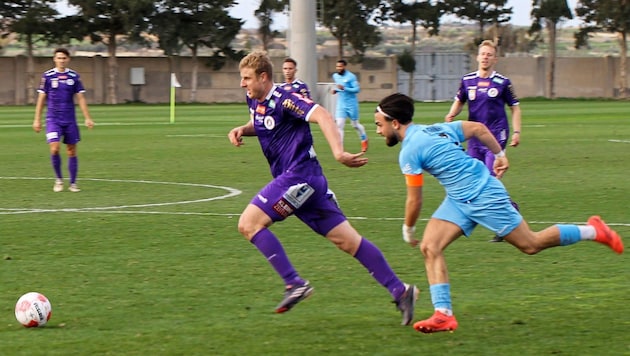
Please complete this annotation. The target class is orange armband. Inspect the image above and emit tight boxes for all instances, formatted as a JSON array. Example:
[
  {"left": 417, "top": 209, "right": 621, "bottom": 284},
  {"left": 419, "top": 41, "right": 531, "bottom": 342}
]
[{"left": 405, "top": 174, "right": 424, "bottom": 187}]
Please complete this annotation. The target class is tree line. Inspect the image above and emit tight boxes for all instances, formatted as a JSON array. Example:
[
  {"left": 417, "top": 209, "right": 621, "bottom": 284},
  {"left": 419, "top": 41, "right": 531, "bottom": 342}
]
[{"left": 1, "top": 0, "right": 628, "bottom": 104}]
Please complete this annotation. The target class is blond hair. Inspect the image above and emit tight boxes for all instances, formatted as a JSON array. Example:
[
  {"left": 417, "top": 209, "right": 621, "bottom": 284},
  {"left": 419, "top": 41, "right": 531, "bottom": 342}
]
[
  {"left": 239, "top": 50, "right": 274, "bottom": 78},
  {"left": 478, "top": 40, "right": 498, "bottom": 54}
]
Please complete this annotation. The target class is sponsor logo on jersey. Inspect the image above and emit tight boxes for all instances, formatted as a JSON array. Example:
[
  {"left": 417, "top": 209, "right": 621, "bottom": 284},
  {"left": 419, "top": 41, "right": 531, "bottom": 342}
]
[
  {"left": 272, "top": 198, "right": 294, "bottom": 217},
  {"left": 492, "top": 77, "right": 504, "bottom": 84},
  {"left": 256, "top": 104, "right": 266, "bottom": 114},
  {"left": 51, "top": 79, "right": 58, "bottom": 88},
  {"left": 478, "top": 81, "right": 490, "bottom": 87},
  {"left": 282, "top": 98, "right": 305, "bottom": 116},
  {"left": 402, "top": 163, "right": 413, "bottom": 174},
  {"left": 468, "top": 88, "right": 476, "bottom": 100}
]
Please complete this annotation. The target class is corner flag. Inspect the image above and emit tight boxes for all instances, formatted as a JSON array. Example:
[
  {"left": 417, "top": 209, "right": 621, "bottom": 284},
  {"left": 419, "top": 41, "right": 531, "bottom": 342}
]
[{"left": 170, "top": 73, "right": 181, "bottom": 123}]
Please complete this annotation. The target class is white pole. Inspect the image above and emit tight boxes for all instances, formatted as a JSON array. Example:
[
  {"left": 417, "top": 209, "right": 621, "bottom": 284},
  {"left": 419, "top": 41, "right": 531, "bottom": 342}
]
[{"left": 289, "top": 0, "right": 317, "bottom": 100}]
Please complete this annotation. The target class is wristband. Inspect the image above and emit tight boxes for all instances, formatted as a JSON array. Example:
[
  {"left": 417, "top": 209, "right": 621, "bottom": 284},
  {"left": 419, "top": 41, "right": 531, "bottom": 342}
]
[
  {"left": 402, "top": 224, "right": 416, "bottom": 243},
  {"left": 494, "top": 150, "right": 505, "bottom": 158},
  {"left": 513, "top": 130, "right": 521, "bottom": 134}
]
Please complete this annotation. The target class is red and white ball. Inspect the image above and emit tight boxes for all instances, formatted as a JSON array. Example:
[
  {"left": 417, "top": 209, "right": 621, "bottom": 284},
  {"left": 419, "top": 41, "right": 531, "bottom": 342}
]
[{"left": 15, "top": 292, "right": 52, "bottom": 327}]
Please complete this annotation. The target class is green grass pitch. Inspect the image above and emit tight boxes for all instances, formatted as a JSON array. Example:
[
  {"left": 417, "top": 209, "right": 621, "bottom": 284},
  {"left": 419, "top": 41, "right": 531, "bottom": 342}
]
[{"left": 1, "top": 99, "right": 628, "bottom": 355}]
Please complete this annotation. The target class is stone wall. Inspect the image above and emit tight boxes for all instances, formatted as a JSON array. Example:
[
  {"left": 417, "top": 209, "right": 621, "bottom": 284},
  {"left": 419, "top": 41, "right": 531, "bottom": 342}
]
[{"left": 1, "top": 54, "right": 627, "bottom": 105}]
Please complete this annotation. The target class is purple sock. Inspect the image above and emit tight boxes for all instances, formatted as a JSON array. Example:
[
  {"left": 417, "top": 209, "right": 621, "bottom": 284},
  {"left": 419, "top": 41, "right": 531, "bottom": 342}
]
[
  {"left": 354, "top": 237, "right": 407, "bottom": 301},
  {"left": 251, "top": 228, "right": 305, "bottom": 287},
  {"left": 51, "top": 154, "right": 62, "bottom": 179},
  {"left": 69, "top": 156, "right": 78, "bottom": 184}
]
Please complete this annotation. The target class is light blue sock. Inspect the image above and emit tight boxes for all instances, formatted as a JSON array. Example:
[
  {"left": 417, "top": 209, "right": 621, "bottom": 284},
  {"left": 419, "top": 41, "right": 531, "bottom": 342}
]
[
  {"left": 557, "top": 224, "right": 581, "bottom": 246},
  {"left": 429, "top": 283, "right": 452, "bottom": 310}
]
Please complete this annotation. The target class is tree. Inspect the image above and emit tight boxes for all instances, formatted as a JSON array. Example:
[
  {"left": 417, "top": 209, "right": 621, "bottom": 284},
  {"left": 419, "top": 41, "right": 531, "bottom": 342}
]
[
  {"left": 389, "top": 0, "right": 445, "bottom": 97},
  {"left": 449, "top": 0, "right": 512, "bottom": 45},
  {"left": 530, "top": 0, "right": 573, "bottom": 99},
  {"left": 68, "top": 0, "right": 155, "bottom": 104},
  {"left": 151, "top": 0, "right": 243, "bottom": 102},
  {"left": 0, "top": 1, "right": 59, "bottom": 104},
  {"left": 318, "top": 0, "right": 388, "bottom": 60},
  {"left": 575, "top": 0, "right": 630, "bottom": 98},
  {"left": 255, "top": 0, "right": 288, "bottom": 51}
]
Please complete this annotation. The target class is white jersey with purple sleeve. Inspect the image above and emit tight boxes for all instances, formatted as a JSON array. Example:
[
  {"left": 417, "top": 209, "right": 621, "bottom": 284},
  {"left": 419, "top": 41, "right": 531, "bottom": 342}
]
[
  {"left": 247, "top": 85, "right": 321, "bottom": 178},
  {"left": 399, "top": 122, "right": 491, "bottom": 202},
  {"left": 454, "top": 71, "right": 519, "bottom": 133},
  {"left": 38, "top": 68, "right": 85, "bottom": 125},
  {"left": 280, "top": 79, "right": 311, "bottom": 99}
]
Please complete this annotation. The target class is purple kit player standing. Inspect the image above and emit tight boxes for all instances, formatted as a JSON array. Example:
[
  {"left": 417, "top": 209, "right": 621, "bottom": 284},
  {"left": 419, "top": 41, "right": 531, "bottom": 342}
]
[
  {"left": 33, "top": 48, "right": 94, "bottom": 192},
  {"left": 280, "top": 57, "right": 311, "bottom": 99},
  {"left": 228, "top": 51, "right": 418, "bottom": 325},
  {"left": 445, "top": 40, "right": 521, "bottom": 242}
]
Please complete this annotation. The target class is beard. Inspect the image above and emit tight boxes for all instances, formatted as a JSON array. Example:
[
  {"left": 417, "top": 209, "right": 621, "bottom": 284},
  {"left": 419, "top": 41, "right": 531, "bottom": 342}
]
[{"left": 386, "top": 134, "right": 399, "bottom": 147}]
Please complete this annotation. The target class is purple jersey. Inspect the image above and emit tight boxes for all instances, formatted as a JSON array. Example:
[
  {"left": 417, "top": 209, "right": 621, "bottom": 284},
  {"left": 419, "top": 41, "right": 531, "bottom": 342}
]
[
  {"left": 247, "top": 85, "right": 321, "bottom": 178},
  {"left": 38, "top": 68, "right": 85, "bottom": 125},
  {"left": 280, "top": 80, "right": 311, "bottom": 99},
  {"left": 454, "top": 71, "right": 519, "bottom": 134}
]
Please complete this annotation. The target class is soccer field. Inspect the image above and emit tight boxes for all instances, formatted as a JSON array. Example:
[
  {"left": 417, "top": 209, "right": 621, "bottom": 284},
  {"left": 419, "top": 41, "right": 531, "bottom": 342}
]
[{"left": 1, "top": 100, "right": 628, "bottom": 355}]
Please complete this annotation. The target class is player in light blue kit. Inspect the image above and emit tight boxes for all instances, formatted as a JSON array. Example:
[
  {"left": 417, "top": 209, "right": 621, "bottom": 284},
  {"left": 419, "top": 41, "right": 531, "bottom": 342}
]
[
  {"left": 228, "top": 51, "right": 418, "bottom": 324},
  {"left": 374, "top": 93, "right": 623, "bottom": 334},
  {"left": 280, "top": 57, "right": 311, "bottom": 99},
  {"left": 331, "top": 59, "right": 368, "bottom": 152},
  {"left": 33, "top": 48, "right": 94, "bottom": 192}
]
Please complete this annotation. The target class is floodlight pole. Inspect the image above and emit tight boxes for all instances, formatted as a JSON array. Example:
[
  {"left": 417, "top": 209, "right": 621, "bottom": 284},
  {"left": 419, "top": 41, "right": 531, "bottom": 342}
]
[{"left": 288, "top": 0, "right": 318, "bottom": 101}]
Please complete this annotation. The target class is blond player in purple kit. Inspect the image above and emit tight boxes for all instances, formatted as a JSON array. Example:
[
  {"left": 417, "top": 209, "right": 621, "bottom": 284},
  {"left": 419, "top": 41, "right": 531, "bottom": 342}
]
[
  {"left": 33, "top": 48, "right": 94, "bottom": 192},
  {"left": 445, "top": 40, "right": 521, "bottom": 241},
  {"left": 228, "top": 51, "right": 418, "bottom": 325}
]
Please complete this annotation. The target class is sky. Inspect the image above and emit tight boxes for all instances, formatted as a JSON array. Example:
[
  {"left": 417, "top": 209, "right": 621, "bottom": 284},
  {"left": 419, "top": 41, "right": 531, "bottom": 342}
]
[
  {"left": 55, "top": 0, "right": 581, "bottom": 29},
  {"left": 226, "top": 0, "right": 581, "bottom": 29}
]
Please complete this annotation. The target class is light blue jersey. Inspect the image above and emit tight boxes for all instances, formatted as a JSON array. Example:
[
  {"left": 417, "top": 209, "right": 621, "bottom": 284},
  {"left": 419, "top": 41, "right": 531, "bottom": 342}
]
[
  {"left": 400, "top": 122, "right": 490, "bottom": 202},
  {"left": 332, "top": 70, "right": 360, "bottom": 120},
  {"left": 400, "top": 122, "right": 522, "bottom": 236}
]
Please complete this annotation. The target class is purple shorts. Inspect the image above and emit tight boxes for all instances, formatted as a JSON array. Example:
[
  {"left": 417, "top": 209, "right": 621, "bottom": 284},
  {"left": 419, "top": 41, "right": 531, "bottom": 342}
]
[
  {"left": 45, "top": 120, "right": 80, "bottom": 145},
  {"left": 251, "top": 171, "right": 346, "bottom": 236}
]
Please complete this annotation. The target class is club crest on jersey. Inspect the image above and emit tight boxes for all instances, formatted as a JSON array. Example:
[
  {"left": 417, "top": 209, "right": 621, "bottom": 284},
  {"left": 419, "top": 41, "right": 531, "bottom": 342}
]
[
  {"left": 488, "top": 88, "right": 499, "bottom": 98},
  {"left": 468, "top": 88, "right": 476, "bottom": 100},
  {"left": 264, "top": 116, "right": 276, "bottom": 130},
  {"left": 66, "top": 79, "right": 75, "bottom": 86}
]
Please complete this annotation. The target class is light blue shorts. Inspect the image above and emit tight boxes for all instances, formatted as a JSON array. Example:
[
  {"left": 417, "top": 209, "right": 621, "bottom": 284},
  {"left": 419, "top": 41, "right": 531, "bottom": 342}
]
[
  {"left": 432, "top": 177, "right": 522, "bottom": 237},
  {"left": 335, "top": 104, "right": 359, "bottom": 121}
]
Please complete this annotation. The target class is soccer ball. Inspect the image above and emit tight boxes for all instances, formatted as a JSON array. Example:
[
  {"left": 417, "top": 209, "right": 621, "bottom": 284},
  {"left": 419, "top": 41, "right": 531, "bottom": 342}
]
[{"left": 14, "top": 292, "right": 52, "bottom": 328}]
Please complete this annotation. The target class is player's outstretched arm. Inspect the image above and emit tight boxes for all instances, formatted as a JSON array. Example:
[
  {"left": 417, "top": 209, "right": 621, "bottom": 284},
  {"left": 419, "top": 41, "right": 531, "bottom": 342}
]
[{"left": 309, "top": 106, "right": 367, "bottom": 168}]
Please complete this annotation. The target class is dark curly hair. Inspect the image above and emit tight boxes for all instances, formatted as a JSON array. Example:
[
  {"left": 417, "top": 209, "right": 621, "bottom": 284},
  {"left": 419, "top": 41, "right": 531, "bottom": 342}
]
[{"left": 376, "top": 93, "right": 415, "bottom": 124}]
